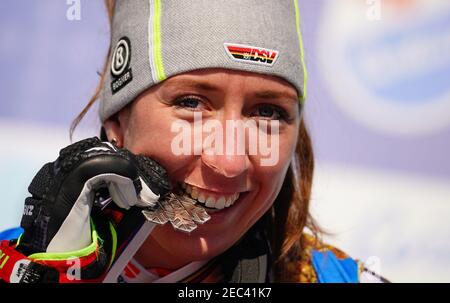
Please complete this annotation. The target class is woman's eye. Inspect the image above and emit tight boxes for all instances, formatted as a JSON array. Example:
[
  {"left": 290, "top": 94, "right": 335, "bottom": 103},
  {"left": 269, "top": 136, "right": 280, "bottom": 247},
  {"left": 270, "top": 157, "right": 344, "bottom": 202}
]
[
  {"left": 252, "top": 104, "right": 288, "bottom": 121},
  {"left": 174, "top": 96, "right": 203, "bottom": 110}
]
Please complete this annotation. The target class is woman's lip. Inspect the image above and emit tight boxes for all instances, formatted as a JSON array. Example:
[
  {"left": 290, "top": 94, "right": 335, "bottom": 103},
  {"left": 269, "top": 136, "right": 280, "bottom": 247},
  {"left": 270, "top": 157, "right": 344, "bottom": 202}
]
[
  {"left": 181, "top": 181, "right": 247, "bottom": 196},
  {"left": 202, "top": 191, "right": 249, "bottom": 215}
]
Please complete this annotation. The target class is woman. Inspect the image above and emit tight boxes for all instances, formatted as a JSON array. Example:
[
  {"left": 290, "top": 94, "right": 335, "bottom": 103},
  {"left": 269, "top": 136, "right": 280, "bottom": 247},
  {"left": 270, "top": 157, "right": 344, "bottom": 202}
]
[{"left": 0, "top": 0, "right": 385, "bottom": 283}]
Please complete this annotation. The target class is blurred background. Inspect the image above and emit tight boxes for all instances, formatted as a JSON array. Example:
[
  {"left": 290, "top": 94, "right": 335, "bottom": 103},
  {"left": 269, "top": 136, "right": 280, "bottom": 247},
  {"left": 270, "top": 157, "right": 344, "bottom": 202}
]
[{"left": 0, "top": 0, "right": 449, "bottom": 282}]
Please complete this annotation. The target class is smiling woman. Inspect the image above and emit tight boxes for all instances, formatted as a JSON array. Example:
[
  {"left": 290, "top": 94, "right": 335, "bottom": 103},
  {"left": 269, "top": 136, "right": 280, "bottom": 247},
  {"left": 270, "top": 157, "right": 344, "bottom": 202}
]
[
  {"left": 0, "top": 0, "right": 385, "bottom": 284},
  {"left": 99, "top": 68, "right": 304, "bottom": 274}
]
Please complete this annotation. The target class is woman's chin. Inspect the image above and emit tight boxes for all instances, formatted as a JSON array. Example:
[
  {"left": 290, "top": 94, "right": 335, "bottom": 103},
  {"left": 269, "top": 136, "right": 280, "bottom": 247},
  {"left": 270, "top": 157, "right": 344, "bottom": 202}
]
[
  {"left": 147, "top": 189, "right": 263, "bottom": 263},
  {"left": 155, "top": 223, "right": 239, "bottom": 262}
]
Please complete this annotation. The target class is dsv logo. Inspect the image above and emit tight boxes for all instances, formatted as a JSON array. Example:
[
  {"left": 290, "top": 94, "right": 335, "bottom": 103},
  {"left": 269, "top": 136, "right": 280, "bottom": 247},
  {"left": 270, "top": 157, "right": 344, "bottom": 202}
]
[{"left": 224, "top": 43, "right": 279, "bottom": 67}]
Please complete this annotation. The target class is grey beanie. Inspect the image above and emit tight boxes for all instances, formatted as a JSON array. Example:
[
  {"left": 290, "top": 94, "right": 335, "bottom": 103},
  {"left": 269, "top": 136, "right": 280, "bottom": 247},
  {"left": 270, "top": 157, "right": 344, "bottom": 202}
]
[{"left": 99, "top": 0, "right": 307, "bottom": 122}]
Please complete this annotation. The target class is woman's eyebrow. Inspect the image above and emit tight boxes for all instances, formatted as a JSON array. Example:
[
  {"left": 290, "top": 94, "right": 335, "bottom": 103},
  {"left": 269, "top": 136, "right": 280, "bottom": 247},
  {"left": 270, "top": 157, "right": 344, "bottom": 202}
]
[
  {"left": 164, "top": 78, "right": 298, "bottom": 103},
  {"left": 164, "top": 78, "right": 221, "bottom": 92},
  {"left": 254, "top": 90, "right": 298, "bottom": 104}
]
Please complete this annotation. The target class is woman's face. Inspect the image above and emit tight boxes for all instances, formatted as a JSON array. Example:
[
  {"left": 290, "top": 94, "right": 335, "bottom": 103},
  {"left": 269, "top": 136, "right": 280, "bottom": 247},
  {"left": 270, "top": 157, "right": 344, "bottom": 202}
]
[{"left": 107, "top": 68, "right": 301, "bottom": 267}]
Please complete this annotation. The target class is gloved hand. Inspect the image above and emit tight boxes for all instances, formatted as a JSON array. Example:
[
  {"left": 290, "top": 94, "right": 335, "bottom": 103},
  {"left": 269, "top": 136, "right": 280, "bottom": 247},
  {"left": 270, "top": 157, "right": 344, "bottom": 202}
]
[{"left": 0, "top": 137, "right": 171, "bottom": 283}]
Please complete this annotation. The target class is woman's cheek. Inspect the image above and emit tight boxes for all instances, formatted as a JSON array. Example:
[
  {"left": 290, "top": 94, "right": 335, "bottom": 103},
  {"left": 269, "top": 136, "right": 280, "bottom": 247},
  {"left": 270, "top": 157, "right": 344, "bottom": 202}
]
[
  {"left": 250, "top": 134, "right": 294, "bottom": 208},
  {"left": 254, "top": 133, "right": 294, "bottom": 175},
  {"left": 127, "top": 116, "right": 181, "bottom": 165}
]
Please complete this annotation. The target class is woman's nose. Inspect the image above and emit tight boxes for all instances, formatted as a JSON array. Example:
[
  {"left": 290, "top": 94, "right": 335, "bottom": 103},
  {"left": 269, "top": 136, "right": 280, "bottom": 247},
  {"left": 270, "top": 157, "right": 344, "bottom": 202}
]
[
  {"left": 201, "top": 122, "right": 249, "bottom": 178},
  {"left": 201, "top": 150, "right": 248, "bottom": 178}
]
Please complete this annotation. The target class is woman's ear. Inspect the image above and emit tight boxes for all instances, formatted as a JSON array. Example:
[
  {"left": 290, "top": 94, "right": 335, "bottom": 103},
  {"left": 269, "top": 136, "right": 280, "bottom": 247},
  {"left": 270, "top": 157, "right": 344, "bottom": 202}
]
[{"left": 103, "top": 115, "right": 125, "bottom": 148}]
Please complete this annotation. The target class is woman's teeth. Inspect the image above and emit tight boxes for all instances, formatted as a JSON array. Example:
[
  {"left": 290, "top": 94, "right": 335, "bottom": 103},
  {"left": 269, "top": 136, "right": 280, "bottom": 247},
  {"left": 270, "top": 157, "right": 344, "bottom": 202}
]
[{"left": 181, "top": 182, "right": 240, "bottom": 210}]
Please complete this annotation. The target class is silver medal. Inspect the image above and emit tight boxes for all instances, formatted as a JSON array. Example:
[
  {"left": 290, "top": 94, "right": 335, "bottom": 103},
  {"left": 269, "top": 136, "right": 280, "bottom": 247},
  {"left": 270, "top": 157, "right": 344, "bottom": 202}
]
[{"left": 142, "top": 192, "right": 211, "bottom": 233}]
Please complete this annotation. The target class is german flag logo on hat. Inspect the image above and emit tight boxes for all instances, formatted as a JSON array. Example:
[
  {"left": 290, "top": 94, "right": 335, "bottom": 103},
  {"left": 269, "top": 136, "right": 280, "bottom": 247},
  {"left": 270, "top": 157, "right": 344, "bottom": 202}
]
[{"left": 224, "top": 43, "right": 279, "bottom": 67}]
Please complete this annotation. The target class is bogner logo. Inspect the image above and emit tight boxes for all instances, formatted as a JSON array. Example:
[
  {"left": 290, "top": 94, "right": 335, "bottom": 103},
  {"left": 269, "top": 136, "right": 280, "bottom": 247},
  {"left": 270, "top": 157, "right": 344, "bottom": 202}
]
[
  {"left": 224, "top": 43, "right": 279, "bottom": 67},
  {"left": 111, "top": 36, "right": 133, "bottom": 94}
]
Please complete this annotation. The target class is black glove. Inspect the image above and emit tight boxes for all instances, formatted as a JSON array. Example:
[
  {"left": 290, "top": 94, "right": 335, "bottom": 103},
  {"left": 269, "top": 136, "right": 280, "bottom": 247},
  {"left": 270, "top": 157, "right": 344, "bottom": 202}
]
[{"left": 0, "top": 137, "right": 171, "bottom": 283}]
